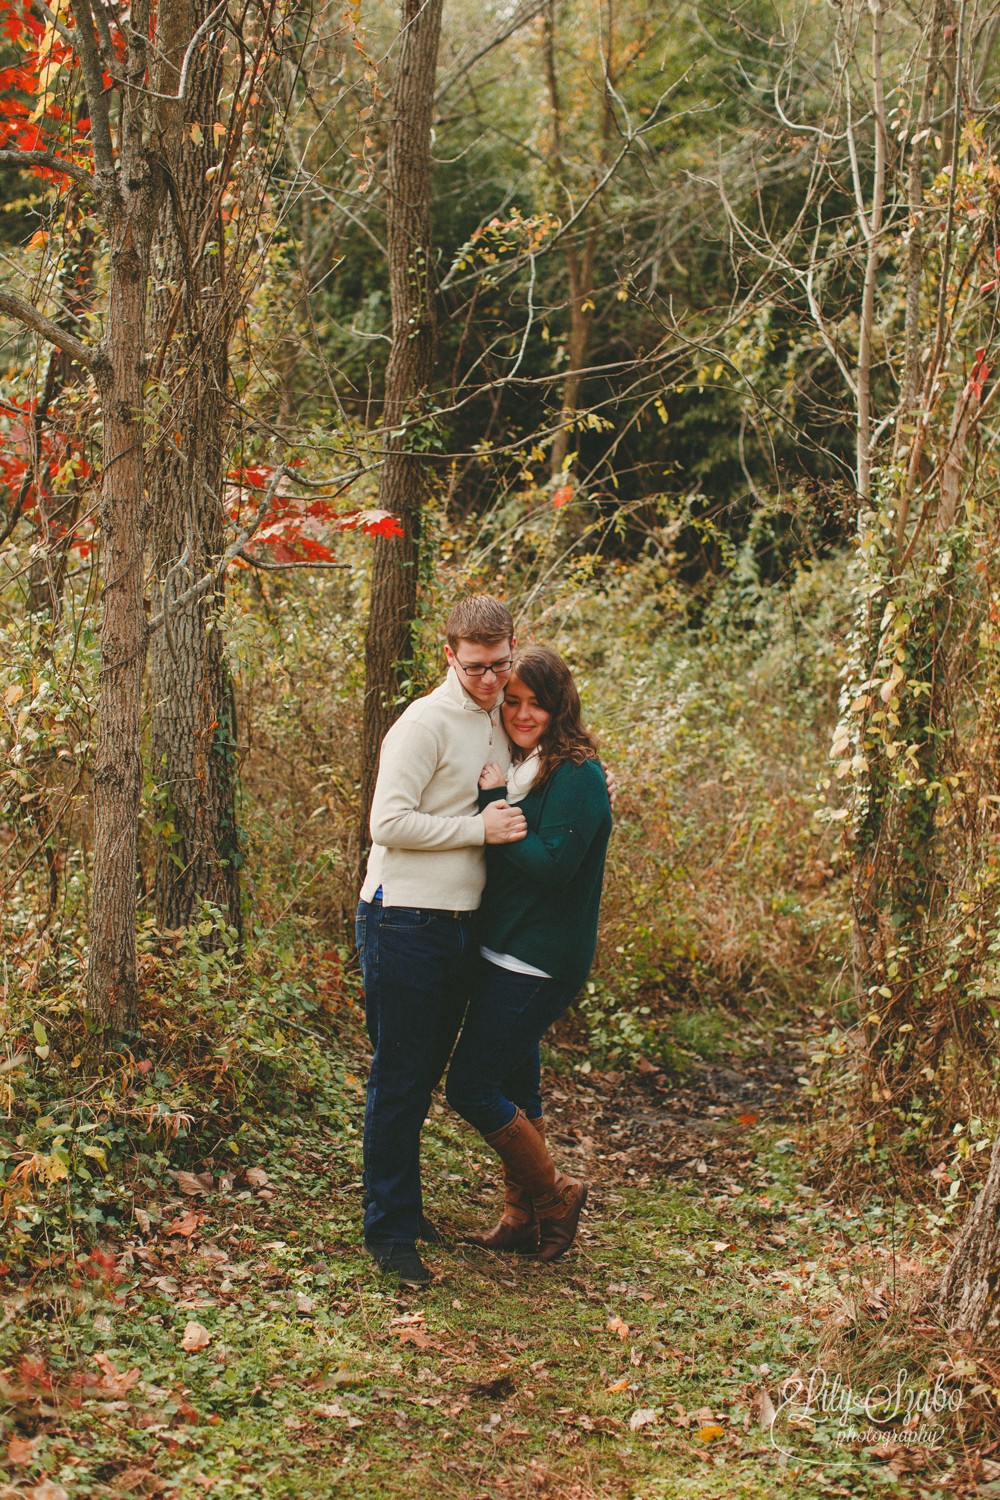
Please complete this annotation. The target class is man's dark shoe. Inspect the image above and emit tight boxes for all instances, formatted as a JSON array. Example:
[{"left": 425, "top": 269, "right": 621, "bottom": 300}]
[
  {"left": 418, "top": 1214, "right": 446, "bottom": 1245},
  {"left": 365, "top": 1241, "right": 431, "bottom": 1288}
]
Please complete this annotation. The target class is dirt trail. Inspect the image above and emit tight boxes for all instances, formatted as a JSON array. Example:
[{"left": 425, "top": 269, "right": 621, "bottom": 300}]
[{"left": 534, "top": 1025, "right": 809, "bottom": 1207}]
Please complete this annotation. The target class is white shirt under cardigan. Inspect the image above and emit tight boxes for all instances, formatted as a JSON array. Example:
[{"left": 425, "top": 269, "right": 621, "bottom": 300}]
[
  {"left": 479, "top": 751, "right": 552, "bottom": 980},
  {"left": 360, "top": 667, "right": 512, "bottom": 911}
]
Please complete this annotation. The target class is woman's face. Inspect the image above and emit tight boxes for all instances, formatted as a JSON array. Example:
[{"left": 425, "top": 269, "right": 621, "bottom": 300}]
[{"left": 502, "top": 673, "right": 552, "bottom": 752}]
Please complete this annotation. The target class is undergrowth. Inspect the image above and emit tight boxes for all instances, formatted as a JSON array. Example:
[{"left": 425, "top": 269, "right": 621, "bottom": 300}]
[{"left": 1, "top": 937, "right": 997, "bottom": 1499}]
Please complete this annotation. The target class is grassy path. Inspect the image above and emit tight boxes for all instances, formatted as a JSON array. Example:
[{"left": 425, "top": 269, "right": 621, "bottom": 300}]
[{"left": 0, "top": 1019, "right": 977, "bottom": 1499}]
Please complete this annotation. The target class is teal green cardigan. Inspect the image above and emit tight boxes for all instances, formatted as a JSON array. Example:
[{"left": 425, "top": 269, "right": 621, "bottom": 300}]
[{"left": 477, "top": 756, "right": 612, "bottom": 992}]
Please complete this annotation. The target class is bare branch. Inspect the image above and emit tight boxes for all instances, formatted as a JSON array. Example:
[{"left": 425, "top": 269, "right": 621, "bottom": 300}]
[
  {"left": 435, "top": 0, "right": 548, "bottom": 103},
  {"left": 0, "top": 289, "right": 97, "bottom": 371},
  {"left": 147, "top": 462, "right": 340, "bottom": 628},
  {"left": 67, "top": 0, "right": 117, "bottom": 177},
  {"left": 0, "top": 149, "right": 96, "bottom": 193}
]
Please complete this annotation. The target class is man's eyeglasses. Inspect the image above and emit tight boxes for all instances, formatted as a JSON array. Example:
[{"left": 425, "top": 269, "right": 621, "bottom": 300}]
[{"left": 455, "top": 656, "right": 513, "bottom": 679}]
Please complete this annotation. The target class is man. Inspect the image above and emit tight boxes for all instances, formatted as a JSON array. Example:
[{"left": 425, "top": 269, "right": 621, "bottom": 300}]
[{"left": 356, "top": 595, "right": 526, "bottom": 1287}]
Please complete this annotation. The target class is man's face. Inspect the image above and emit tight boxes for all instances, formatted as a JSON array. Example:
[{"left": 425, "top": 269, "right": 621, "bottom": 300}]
[{"left": 445, "top": 637, "right": 515, "bottom": 708}]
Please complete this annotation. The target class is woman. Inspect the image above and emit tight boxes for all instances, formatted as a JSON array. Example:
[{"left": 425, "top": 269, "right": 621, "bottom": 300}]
[{"left": 445, "top": 646, "right": 612, "bottom": 1262}]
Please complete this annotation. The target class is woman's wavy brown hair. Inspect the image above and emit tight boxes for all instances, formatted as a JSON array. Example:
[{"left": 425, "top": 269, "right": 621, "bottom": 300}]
[{"left": 507, "top": 645, "right": 600, "bottom": 789}]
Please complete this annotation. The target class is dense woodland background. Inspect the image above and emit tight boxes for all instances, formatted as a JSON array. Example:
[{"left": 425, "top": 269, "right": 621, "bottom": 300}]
[{"left": 5, "top": 0, "right": 1000, "bottom": 1371}]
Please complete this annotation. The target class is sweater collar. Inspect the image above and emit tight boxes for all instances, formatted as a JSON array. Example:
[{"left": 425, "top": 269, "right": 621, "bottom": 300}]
[{"left": 444, "top": 666, "right": 505, "bottom": 720}]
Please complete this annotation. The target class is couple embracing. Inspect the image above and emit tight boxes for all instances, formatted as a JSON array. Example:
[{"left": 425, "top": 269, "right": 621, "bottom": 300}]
[{"left": 356, "top": 595, "right": 612, "bottom": 1288}]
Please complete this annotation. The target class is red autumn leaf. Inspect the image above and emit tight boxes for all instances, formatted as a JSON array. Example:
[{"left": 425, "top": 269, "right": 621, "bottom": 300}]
[
  {"left": 335, "top": 508, "right": 404, "bottom": 538},
  {"left": 552, "top": 483, "right": 573, "bottom": 508}
]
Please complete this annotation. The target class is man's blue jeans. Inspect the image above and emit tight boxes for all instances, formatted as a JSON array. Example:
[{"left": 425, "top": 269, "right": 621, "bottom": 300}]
[
  {"left": 356, "top": 896, "right": 477, "bottom": 1247},
  {"left": 445, "top": 961, "right": 577, "bottom": 1136}
]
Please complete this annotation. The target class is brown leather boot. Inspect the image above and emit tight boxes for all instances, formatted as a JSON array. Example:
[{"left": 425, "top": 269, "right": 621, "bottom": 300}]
[
  {"left": 482, "top": 1109, "right": 587, "bottom": 1263},
  {"left": 464, "top": 1116, "right": 544, "bottom": 1252}
]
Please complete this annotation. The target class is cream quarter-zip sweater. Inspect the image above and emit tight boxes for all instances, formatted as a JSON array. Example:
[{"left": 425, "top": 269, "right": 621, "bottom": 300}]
[{"left": 359, "top": 668, "right": 512, "bottom": 910}]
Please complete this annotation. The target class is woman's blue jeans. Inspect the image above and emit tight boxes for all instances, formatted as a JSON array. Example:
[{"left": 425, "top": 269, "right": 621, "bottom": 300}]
[
  {"left": 445, "top": 960, "right": 577, "bottom": 1137},
  {"left": 356, "top": 896, "right": 477, "bottom": 1248}
]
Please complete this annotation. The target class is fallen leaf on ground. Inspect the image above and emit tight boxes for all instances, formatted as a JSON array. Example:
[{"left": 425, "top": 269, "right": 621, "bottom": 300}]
[
  {"left": 710, "top": 1241, "right": 730, "bottom": 1253},
  {"left": 629, "top": 1408, "right": 659, "bottom": 1431},
  {"left": 296, "top": 1294, "right": 315, "bottom": 1314},
  {"left": 314, "top": 1403, "right": 350, "bottom": 1418},
  {"left": 606, "top": 1378, "right": 630, "bottom": 1393},
  {"left": 94, "top": 1352, "right": 140, "bottom": 1395},
  {"left": 8, "top": 1435, "right": 37, "bottom": 1463},
  {"left": 697, "top": 1424, "right": 725, "bottom": 1442},
  {"left": 176, "top": 1171, "right": 208, "bottom": 1196},
  {"left": 134, "top": 1208, "right": 151, "bottom": 1236},
  {"left": 756, "top": 1387, "right": 776, "bottom": 1430},
  {"left": 607, "top": 1315, "right": 629, "bottom": 1341},
  {"left": 165, "top": 1210, "right": 202, "bottom": 1238},
  {"left": 31, "top": 1484, "right": 69, "bottom": 1500},
  {"left": 245, "top": 1168, "right": 269, "bottom": 1188},
  {"left": 180, "top": 1320, "right": 211, "bottom": 1352},
  {"left": 396, "top": 1327, "right": 434, "bottom": 1350}
]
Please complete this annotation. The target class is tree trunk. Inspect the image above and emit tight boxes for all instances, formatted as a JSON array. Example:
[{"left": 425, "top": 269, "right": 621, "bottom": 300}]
[
  {"left": 27, "top": 211, "right": 94, "bottom": 620},
  {"left": 84, "top": 0, "right": 185, "bottom": 1034},
  {"left": 939, "top": 1129, "right": 1000, "bottom": 1334},
  {"left": 147, "top": 0, "right": 241, "bottom": 938},
  {"left": 543, "top": 0, "right": 612, "bottom": 482},
  {"left": 359, "top": 0, "right": 444, "bottom": 847},
  {"left": 853, "top": 0, "right": 886, "bottom": 506},
  {"left": 87, "top": 175, "right": 163, "bottom": 1033}
]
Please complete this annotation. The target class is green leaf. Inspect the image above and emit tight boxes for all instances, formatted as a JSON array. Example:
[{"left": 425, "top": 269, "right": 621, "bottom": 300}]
[{"left": 33, "top": 1020, "right": 47, "bottom": 1047}]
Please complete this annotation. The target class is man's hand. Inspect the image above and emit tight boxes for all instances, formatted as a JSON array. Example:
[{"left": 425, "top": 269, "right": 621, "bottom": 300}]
[
  {"left": 479, "top": 762, "right": 507, "bottom": 790},
  {"left": 482, "top": 799, "right": 527, "bottom": 844}
]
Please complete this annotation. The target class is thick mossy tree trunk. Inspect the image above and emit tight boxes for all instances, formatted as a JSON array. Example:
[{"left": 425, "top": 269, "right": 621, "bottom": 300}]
[
  {"left": 147, "top": 0, "right": 241, "bottom": 938},
  {"left": 940, "top": 1131, "right": 1000, "bottom": 1335},
  {"left": 359, "top": 0, "right": 444, "bottom": 844}
]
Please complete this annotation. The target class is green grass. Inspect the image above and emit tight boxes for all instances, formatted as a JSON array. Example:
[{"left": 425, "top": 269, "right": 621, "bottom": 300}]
[{"left": 0, "top": 994, "right": 977, "bottom": 1499}]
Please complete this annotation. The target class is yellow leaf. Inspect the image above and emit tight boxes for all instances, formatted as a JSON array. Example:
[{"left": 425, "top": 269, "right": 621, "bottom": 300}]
[
  {"left": 27, "top": 229, "right": 49, "bottom": 250},
  {"left": 849, "top": 695, "right": 870, "bottom": 713},
  {"left": 697, "top": 1424, "right": 725, "bottom": 1442},
  {"left": 4, "top": 683, "right": 23, "bottom": 705},
  {"left": 213, "top": 122, "right": 227, "bottom": 138},
  {"left": 606, "top": 1377, "right": 630, "bottom": 1393},
  {"left": 190, "top": 122, "right": 204, "bottom": 145}
]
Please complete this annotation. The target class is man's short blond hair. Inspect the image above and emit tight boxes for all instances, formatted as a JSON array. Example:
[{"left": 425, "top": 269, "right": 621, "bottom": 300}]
[{"left": 446, "top": 595, "right": 514, "bottom": 648}]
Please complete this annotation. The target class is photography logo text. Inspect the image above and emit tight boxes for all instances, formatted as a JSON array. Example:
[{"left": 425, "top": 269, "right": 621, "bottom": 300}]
[{"left": 764, "top": 1367, "right": 962, "bottom": 1461}]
